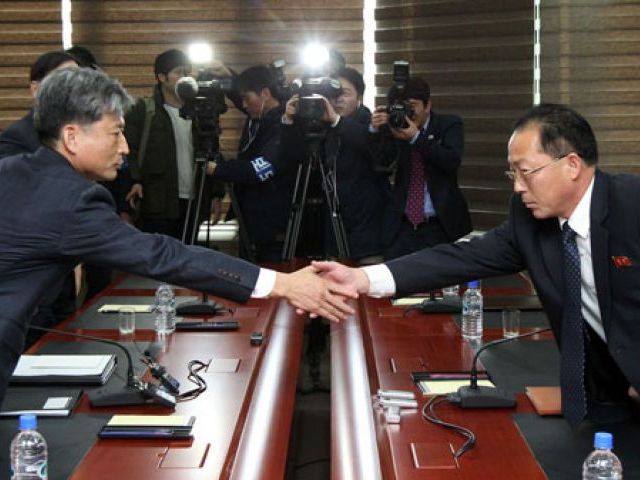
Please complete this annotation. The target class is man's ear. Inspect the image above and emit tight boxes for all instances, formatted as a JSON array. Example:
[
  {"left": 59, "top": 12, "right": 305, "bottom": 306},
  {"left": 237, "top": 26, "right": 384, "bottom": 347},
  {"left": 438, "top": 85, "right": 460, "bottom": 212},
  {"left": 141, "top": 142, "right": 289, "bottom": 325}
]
[
  {"left": 60, "top": 124, "right": 82, "bottom": 154},
  {"left": 566, "top": 152, "right": 585, "bottom": 180},
  {"left": 29, "top": 81, "right": 39, "bottom": 98}
]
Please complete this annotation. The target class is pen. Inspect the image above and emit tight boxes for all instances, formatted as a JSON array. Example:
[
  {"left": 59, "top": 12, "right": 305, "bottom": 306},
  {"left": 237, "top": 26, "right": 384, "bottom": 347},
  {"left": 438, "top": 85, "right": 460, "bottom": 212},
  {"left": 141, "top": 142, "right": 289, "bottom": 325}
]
[{"left": 100, "top": 429, "right": 176, "bottom": 437}]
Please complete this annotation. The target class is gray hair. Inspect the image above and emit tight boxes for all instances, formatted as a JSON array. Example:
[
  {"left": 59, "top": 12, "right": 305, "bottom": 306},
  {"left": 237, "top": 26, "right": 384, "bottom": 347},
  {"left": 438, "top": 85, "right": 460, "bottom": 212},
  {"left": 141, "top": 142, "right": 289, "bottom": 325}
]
[{"left": 34, "top": 67, "right": 133, "bottom": 144}]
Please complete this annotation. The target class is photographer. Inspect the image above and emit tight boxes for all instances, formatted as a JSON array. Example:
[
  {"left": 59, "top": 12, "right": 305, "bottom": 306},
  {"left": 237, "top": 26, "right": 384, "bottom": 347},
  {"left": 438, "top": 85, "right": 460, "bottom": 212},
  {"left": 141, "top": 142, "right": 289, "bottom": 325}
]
[
  {"left": 282, "top": 67, "right": 388, "bottom": 264},
  {"left": 372, "top": 76, "right": 472, "bottom": 259},
  {"left": 124, "top": 49, "right": 224, "bottom": 239},
  {"left": 209, "top": 65, "right": 296, "bottom": 262}
]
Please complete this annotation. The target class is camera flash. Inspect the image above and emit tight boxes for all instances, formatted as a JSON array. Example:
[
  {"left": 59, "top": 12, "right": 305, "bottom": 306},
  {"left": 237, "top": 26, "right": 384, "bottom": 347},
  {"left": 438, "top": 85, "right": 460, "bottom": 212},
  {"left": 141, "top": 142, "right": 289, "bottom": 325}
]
[
  {"left": 301, "top": 43, "right": 329, "bottom": 71},
  {"left": 188, "top": 43, "right": 213, "bottom": 65}
]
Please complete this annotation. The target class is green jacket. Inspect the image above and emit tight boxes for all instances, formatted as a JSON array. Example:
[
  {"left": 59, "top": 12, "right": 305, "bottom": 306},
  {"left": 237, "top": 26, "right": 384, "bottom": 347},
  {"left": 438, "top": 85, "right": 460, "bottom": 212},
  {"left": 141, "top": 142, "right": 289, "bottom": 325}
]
[{"left": 124, "top": 86, "right": 223, "bottom": 221}]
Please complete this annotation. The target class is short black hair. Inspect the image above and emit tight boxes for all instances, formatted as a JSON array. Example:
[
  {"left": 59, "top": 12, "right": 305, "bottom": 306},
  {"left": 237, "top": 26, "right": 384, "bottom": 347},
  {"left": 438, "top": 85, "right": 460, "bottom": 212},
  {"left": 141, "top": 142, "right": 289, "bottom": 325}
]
[
  {"left": 236, "top": 65, "right": 278, "bottom": 97},
  {"left": 513, "top": 103, "right": 598, "bottom": 166},
  {"left": 336, "top": 67, "right": 365, "bottom": 97},
  {"left": 30, "top": 51, "right": 78, "bottom": 82},
  {"left": 154, "top": 49, "right": 190, "bottom": 77},
  {"left": 66, "top": 45, "right": 98, "bottom": 69},
  {"left": 387, "top": 77, "right": 430, "bottom": 104}
]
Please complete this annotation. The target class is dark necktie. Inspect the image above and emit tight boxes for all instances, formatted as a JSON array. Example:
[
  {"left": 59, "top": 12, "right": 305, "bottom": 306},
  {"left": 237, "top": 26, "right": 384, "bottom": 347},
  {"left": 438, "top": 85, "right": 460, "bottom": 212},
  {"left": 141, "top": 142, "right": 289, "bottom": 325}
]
[
  {"left": 560, "top": 222, "right": 587, "bottom": 427},
  {"left": 405, "top": 149, "right": 425, "bottom": 227}
]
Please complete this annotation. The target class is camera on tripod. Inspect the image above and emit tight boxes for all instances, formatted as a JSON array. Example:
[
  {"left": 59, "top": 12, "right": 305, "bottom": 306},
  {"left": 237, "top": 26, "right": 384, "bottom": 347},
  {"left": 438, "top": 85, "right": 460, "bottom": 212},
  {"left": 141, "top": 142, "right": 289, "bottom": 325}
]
[
  {"left": 387, "top": 61, "right": 413, "bottom": 129},
  {"left": 175, "top": 68, "right": 229, "bottom": 138},
  {"left": 292, "top": 76, "right": 342, "bottom": 135}
]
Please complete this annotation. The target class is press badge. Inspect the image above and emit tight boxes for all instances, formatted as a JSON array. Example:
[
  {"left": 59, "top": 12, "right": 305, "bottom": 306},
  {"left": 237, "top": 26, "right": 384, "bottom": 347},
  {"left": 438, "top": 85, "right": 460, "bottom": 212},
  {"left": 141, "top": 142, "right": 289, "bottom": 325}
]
[{"left": 251, "top": 156, "right": 274, "bottom": 182}]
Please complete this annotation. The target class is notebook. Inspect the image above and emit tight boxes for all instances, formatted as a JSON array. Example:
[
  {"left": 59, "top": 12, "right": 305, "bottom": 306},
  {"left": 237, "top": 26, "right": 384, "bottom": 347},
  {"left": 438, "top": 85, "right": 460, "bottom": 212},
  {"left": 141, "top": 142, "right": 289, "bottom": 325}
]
[{"left": 11, "top": 354, "right": 116, "bottom": 385}]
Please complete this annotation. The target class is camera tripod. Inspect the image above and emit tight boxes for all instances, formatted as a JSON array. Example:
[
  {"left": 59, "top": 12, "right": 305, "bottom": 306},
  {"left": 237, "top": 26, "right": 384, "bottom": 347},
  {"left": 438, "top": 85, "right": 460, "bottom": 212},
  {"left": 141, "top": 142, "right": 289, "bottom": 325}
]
[{"left": 282, "top": 135, "right": 350, "bottom": 261}]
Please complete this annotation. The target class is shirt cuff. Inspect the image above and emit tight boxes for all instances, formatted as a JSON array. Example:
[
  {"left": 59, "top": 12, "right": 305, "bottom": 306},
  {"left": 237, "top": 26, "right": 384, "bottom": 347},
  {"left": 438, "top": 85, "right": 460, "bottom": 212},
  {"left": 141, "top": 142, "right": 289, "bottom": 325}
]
[
  {"left": 361, "top": 264, "right": 396, "bottom": 298},
  {"left": 251, "top": 268, "right": 277, "bottom": 298},
  {"left": 281, "top": 114, "right": 294, "bottom": 125},
  {"left": 409, "top": 130, "right": 420, "bottom": 144},
  {"left": 331, "top": 115, "right": 341, "bottom": 128},
  {"left": 368, "top": 124, "right": 379, "bottom": 134}
]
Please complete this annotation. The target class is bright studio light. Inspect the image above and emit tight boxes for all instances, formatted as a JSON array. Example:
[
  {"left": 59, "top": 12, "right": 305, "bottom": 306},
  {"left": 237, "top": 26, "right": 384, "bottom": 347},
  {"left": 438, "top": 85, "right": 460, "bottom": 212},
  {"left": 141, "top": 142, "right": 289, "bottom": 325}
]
[
  {"left": 301, "top": 43, "right": 330, "bottom": 71},
  {"left": 188, "top": 43, "right": 213, "bottom": 64}
]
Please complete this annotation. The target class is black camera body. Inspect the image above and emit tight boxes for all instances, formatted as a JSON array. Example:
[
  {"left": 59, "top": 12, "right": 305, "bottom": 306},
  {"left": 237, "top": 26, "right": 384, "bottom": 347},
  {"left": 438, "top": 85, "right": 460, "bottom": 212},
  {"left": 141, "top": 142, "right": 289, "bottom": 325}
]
[
  {"left": 176, "top": 68, "right": 230, "bottom": 156},
  {"left": 386, "top": 61, "right": 412, "bottom": 129},
  {"left": 293, "top": 76, "right": 342, "bottom": 135}
]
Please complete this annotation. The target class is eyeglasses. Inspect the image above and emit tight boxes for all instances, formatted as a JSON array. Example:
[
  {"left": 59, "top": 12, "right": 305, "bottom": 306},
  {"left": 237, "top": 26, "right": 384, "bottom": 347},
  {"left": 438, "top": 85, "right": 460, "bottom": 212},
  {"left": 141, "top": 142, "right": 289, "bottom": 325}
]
[{"left": 504, "top": 153, "right": 571, "bottom": 182}]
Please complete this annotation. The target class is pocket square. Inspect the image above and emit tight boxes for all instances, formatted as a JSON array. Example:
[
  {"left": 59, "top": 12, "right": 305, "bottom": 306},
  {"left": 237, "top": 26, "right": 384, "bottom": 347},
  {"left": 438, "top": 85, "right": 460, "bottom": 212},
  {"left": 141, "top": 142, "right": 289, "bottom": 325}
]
[{"left": 611, "top": 256, "right": 633, "bottom": 268}]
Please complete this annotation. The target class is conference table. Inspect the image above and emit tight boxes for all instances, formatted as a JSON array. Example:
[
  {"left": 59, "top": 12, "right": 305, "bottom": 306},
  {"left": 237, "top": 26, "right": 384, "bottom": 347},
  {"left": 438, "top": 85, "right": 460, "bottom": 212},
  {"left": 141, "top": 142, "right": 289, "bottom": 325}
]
[{"left": 2, "top": 271, "right": 638, "bottom": 479}]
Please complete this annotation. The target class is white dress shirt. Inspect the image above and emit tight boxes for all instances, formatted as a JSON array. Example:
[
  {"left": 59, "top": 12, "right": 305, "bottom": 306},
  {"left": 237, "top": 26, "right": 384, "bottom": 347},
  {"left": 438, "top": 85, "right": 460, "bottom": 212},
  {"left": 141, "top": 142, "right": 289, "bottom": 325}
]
[{"left": 559, "top": 176, "right": 605, "bottom": 341}]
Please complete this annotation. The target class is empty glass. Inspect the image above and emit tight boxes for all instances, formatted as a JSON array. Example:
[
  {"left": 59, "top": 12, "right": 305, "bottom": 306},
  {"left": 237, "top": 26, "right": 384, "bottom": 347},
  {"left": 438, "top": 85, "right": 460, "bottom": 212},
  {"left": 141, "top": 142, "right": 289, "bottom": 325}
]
[{"left": 118, "top": 307, "right": 136, "bottom": 335}]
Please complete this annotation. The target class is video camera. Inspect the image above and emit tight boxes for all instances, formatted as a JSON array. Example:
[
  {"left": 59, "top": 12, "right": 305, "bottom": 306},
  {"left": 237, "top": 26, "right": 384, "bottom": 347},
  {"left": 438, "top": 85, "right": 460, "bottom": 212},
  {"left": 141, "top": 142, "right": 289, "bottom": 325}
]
[
  {"left": 292, "top": 76, "right": 342, "bottom": 135},
  {"left": 386, "top": 61, "right": 413, "bottom": 129},
  {"left": 175, "top": 68, "right": 230, "bottom": 142}
]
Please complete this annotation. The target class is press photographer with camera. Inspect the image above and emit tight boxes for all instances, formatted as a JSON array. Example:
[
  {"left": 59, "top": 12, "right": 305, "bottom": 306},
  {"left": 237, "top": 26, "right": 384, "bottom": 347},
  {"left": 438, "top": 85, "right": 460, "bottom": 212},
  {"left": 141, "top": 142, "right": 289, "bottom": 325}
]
[
  {"left": 281, "top": 67, "right": 388, "bottom": 264},
  {"left": 207, "top": 65, "right": 296, "bottom": 262},
  {"left": 124, "top": 49, "right": 225, "bottom": 239},
  {"left": 372, "top": 73, "right": 472, "bottom": 259}
]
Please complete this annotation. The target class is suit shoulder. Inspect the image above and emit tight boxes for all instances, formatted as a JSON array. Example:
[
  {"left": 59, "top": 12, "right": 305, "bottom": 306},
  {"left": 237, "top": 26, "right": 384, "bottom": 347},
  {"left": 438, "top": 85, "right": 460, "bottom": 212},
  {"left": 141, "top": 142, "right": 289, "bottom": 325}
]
[{"left": 432, "top": 111, "right": 462, "bottom": 126}]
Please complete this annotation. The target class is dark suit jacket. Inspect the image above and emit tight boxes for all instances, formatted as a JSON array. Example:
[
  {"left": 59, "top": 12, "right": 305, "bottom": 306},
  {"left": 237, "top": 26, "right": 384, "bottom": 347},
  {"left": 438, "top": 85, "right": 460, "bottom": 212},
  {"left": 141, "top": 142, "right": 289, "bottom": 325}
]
[
  {"left": 386, "top": 169, "right": 640, "bottom": 397},
  {"left": 214, "top": 105, "right": 296, "bottom": 252},
  {"left": 0, "top": 110, "right": 40, "bottom": 159},
  {"left": 0, "top": 147, "right": 260, "bottom": 407},
  {"left": 378, "top": 111, "right": 472, "bottom": 245}
]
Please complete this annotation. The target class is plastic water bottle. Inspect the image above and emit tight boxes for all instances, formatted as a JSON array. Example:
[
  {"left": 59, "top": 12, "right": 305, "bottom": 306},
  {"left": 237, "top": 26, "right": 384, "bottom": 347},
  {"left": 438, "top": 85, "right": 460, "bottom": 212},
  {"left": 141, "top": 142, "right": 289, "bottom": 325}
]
[
  {"left": 461, "top": 280, "right": 483, "bottom": 341},
  {"left": 154, "top": 283, "right": 176, "bottom": 334},
  {"left": 582, "top": 432, "right": 623, "bottom": 479},
  {"left": 10, "top": 415, "right": 48, "bottom": 479}
]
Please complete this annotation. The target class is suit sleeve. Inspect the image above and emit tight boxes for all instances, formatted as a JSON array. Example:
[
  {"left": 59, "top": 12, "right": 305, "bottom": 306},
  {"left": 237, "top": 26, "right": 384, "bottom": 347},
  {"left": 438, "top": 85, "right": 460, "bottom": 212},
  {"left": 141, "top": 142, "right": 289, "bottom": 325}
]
[
  {"left": 58, "top": 184, "right": 260, "bottom": 303},
  {"left": 333, "top": 111, "right": 373, "bottom": 155},
  {"left": 386, "top": 198, "right": 525, "bottom": 296},
  {"left": 414, "top": 115, "right": 463, "bottom": 175}
]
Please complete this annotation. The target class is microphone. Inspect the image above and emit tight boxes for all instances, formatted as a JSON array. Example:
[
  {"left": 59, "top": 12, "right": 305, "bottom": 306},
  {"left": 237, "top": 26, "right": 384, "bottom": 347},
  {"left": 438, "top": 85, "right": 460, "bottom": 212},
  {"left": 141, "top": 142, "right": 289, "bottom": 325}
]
[
  {"left": 143, "top": 346, "right": 180, "bottom": 394},
  {"left": 175, "top": 76, "right": 199, "bottom": 102},
  {"left": 454, "top": 328, "right": 552, "bottom": 408},
  {"left": 405, "top": 291, "right": 461, "bottom": 315},
  {"left": 28, "top": 326, "right": 176, "bottom": 408}
]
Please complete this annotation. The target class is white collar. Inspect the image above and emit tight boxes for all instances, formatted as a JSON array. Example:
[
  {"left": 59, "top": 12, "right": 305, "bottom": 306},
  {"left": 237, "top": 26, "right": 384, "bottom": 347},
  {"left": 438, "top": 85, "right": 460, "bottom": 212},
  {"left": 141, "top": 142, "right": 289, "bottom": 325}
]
[{"left": 558, "top": 176, "right": 595, "bottom": 239}]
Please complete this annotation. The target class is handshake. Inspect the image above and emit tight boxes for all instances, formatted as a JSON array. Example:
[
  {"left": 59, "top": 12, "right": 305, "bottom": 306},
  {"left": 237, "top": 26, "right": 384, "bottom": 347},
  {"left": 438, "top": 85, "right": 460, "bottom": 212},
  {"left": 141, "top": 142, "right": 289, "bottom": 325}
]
[{"left": 271, "top": 261, "right": 371, "bottom": 322}]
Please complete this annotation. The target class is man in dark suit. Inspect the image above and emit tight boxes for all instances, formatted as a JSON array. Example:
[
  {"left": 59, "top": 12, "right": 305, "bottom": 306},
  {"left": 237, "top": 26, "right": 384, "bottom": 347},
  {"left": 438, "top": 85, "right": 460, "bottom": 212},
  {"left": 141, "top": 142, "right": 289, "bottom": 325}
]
[
  {"left": 315, "top": 103, "right": 640, "bottom": 426},
  {"left": 372, "top": 77, "right": 472, "bottom": 259},
  {"left": 0, "top": 68, "right": 355, "bottom": 408}
]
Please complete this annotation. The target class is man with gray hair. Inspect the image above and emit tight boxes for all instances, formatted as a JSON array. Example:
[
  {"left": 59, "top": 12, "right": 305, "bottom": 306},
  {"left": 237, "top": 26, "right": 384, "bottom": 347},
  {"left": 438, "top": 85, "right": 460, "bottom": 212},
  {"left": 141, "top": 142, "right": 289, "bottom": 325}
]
[{"left": 0, "top": 68, "right": 356, "bottom": 407}]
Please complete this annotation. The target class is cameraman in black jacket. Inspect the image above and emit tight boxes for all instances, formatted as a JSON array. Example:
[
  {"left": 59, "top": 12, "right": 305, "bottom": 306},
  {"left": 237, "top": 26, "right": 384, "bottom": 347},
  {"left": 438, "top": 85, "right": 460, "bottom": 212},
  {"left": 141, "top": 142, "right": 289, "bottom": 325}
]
[
  {"left": 281, "top": 67, "right": 388, "bottom": 264},
  {"left": 208, "top": 65, "right": 295, "bottom": 262}
]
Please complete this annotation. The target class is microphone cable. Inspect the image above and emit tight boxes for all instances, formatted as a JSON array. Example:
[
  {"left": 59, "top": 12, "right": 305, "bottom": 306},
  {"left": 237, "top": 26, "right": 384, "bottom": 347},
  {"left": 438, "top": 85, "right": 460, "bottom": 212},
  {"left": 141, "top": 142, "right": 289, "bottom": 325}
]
[
  {"left": 421, "top": 394, "right": 476, "bottom": 461},
  {"left": 176, "top": 359, "right": 208, "bottom": 402}
]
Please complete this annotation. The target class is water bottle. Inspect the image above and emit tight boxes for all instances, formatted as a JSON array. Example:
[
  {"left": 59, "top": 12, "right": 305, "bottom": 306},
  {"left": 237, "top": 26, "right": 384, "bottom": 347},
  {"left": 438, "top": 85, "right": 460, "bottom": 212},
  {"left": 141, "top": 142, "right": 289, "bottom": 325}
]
[
  {"left": 10, "top": 414, "right": 48, "bottom": 479},
  {"left": 154, "top": 283, "right": 176, "bottom": 334},
  {"left": 461, "top": 280, "right": 483, "bottom": 341},
  {"left": 582, "top": 432, "right": 623, "bottom": 479}
]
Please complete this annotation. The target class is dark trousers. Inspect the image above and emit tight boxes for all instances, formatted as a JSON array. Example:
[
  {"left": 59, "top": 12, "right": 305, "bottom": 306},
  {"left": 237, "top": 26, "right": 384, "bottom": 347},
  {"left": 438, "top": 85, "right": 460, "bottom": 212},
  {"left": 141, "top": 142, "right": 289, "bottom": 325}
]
[
  {"left": 384, "top": 216, "right": 449, "bottom": 260},
  {"left": 84, "top": 264, "right": 113, "bottom": 302}
]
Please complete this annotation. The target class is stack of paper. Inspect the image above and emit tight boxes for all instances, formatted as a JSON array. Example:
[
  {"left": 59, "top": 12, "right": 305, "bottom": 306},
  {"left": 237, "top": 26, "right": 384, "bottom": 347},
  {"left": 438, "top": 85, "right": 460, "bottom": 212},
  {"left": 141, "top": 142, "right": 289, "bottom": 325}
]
[
  {"left": 99, "top": 415, "right": 195, "bottom": 439},
  {"left": 11, "top": 354, "right": 116, "bottom": 385}
]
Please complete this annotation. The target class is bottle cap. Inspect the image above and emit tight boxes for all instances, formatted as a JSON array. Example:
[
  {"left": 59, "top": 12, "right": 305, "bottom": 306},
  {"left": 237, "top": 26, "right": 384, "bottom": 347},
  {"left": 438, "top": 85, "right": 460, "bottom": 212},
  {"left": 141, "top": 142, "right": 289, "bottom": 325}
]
[
  {"left": 467, "top": 280, "right": 480, "bottom": 289},
  {"left": 594, "top": 431, "right": 613, "bottom": 449},
  {"left": 19, "top": 414, "right": 37, "bottom": 430}
]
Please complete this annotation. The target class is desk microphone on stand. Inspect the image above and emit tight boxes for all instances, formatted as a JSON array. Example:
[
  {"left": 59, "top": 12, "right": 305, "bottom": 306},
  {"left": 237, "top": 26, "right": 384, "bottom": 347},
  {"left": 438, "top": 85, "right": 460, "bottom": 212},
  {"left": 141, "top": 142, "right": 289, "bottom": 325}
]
[
  {"left": 454, "top": 328, "right": 551, "bottom": 408},
  {"left": 28, "top": 326, "right": 176, "bottom": 408},
  {"left": 405, "top": 291, "right": 462, "bottom": 315}
]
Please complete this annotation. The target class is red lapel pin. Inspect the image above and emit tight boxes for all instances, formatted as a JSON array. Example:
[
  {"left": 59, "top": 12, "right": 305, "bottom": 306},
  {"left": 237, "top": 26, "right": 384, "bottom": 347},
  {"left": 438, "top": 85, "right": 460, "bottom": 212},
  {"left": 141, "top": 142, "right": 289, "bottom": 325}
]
[{"left": 611, "top": 256, "right": 632, "bottom": 268}]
